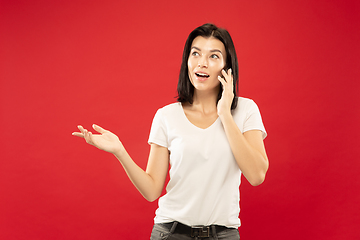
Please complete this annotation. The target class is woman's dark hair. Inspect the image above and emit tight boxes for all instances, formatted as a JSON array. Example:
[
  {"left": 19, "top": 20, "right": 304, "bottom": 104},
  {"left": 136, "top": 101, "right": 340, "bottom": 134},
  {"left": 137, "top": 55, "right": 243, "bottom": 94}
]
[{"left": 177, "top": 23, "right": 239, "bottom": 110}]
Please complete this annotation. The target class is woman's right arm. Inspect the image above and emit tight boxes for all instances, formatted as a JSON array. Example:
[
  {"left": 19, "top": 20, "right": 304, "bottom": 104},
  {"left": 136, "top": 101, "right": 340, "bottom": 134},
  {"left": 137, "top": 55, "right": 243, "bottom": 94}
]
[{"left": 72, "top": 124, "right": 169, "bottom": 202}]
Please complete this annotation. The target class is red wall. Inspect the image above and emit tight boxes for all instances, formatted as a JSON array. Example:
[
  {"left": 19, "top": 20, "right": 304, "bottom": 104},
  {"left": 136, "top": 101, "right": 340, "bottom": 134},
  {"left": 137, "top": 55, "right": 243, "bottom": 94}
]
[{"left": 1, "top": 0, "right": 359, "bottom": 239}]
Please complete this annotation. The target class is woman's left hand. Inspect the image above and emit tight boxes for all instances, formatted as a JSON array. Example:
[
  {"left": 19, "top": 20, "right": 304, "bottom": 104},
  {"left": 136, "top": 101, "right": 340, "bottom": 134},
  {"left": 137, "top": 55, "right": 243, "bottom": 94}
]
[{"left": 217, "top": 68, "right": 234, "bottom": 118}]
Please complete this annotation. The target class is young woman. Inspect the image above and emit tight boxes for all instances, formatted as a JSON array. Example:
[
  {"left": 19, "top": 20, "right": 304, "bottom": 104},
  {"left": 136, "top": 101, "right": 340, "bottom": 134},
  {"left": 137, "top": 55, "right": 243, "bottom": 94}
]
[{"left": 73, "top": 23, "right": 268, "bottom": 240}]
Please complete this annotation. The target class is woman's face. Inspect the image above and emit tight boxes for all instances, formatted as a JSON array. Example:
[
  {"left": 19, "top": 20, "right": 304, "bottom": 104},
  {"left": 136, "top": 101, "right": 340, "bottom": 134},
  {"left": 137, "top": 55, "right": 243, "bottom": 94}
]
[{"left": 188, "top": 36, "right": 226, "bottom": 93}]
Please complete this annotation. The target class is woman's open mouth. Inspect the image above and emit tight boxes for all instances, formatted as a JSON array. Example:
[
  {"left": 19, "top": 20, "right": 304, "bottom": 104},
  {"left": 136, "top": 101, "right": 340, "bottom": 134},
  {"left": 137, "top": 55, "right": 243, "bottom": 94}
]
[{"left": 195, "top": 72, "right": 210, "bottom": 79}]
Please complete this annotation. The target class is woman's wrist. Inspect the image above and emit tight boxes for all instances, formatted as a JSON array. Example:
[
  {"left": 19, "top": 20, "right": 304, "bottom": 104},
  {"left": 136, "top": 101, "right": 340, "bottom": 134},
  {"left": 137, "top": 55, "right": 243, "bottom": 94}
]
[
  {"left": 113, "top": 146, "right": 127, "bottom": 161},
  {"left": 218, "top": 111, "right": 232, "bottom": 122}
]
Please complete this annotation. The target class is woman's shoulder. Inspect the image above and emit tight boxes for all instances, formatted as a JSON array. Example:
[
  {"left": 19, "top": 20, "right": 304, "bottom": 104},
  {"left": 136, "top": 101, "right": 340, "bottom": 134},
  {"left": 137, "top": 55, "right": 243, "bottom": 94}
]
[
  {"left": 233, "top": 97, "right": 262, "bottom": 116},
  {"left": 236, "top": 96, "right": 257, "bottom": 108},
  {"left": 155, "top": 102, "right": 182, "bottom": 115}
]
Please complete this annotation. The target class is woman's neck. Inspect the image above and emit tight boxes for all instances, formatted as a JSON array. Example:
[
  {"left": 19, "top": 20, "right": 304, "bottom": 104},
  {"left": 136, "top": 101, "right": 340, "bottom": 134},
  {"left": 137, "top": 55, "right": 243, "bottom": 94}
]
[{"left": 190, "top": 89, "right": 219, "bottom": 114}]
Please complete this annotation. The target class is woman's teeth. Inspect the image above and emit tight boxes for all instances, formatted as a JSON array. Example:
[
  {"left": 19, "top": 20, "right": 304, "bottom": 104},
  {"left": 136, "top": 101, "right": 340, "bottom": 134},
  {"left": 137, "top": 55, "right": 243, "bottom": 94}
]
[{"left": 195, "top": 73, "right": 209, "bottom": 78}]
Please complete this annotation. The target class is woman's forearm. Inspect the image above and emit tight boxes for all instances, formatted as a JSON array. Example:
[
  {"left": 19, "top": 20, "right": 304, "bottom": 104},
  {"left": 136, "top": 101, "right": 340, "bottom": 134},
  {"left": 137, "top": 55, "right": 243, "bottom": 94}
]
[
  {"left": 73, "top": 125, "right": 168, "bottom": 202},
  {"left": 114, "top": 151, "right": 155, "bottom": 201},
  {"left": 220, "top": 113, "right": 269, "bottom": 186},
  {"left": 113, "top": 144, "right": 169, "bottom": 202}
]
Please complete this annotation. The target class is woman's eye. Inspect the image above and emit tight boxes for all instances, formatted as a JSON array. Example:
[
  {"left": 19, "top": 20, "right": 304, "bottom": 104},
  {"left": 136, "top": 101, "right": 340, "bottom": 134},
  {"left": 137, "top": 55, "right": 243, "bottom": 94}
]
[
  {"left": 191, "top": 52, "right": 199, "bottom": 56},
  {"left": 210, "top": 54, "right": 219, "bottom": 59}
]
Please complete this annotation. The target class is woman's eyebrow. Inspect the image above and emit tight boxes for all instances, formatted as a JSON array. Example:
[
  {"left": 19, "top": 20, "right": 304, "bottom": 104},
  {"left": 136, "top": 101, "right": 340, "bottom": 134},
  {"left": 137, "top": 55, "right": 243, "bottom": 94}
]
[
  {"left": 191, "top": 46, "right": 201, "bottom": 51},
  {"left": 191, "top": 46, "right": 223, "bottom": 55},
  {"left": 210, "top": 49, "right": 223, "bottom": 55}
]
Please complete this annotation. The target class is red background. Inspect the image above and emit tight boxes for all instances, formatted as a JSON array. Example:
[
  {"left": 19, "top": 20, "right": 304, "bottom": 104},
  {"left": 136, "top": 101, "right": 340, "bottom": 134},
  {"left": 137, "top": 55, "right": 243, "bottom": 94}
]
[{"left": 1, "top": 0, "right": 359, "bottom": 239}]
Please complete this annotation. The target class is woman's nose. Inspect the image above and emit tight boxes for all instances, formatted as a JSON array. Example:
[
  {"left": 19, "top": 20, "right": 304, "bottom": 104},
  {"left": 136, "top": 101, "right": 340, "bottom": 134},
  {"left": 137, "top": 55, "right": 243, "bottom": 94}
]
[{"left": 198, "top": 56, "right": 208, "bottom": 68}]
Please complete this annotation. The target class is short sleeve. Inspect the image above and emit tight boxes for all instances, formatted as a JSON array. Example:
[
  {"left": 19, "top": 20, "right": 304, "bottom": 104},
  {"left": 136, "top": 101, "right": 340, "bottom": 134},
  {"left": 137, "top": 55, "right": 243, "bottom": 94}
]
[
  {"left": 243, "top": 100, "right": 267, "bottom": 139},
  {"left": 148, "top": 108, "right": 168, "bottom": 148}
]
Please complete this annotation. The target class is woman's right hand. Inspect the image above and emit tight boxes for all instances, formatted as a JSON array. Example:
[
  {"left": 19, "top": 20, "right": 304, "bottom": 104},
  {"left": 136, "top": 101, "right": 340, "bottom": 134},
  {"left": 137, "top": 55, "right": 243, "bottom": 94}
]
[{"left": 72, "top": 124, "right": 124, "bottom": 155}]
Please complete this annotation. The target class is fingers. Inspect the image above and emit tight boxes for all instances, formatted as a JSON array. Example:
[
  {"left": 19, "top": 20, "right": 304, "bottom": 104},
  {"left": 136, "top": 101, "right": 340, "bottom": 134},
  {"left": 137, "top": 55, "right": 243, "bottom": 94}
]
[
  {"left": 218, "top": 75, "right": 226, "bottom": 85},
  {"left": 72, "top": 125, "right": 96, "bottom": 144},
  {"left": 72, "top": 125, "right": 85, "bottom": 138},
  {"left": 72, "top": 125, "right": 104, "bottom": 134},
  {"left": 72, "top": 125, "right": 107, "bottom": 146},
  {"left": 221, "top": 68, "right": 233, "bottom": 82},
  {"left": 83, "top": 128, "right": 94, "bottom": 145},
  {"left": 72, "top": 132, "right": 83, "bottom": 137},
  {"left": 92, "top": 124, "right": 107, "bottom": 134},
  {"left": 218, "top": 68, "right": 233, "bottom": 90}
]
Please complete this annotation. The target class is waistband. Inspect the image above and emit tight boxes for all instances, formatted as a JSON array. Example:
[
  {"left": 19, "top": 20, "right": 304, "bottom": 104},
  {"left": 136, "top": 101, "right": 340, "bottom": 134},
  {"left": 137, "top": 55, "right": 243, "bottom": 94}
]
[{"left": 161, "top": 221, "right": 231, "bottom": 238}]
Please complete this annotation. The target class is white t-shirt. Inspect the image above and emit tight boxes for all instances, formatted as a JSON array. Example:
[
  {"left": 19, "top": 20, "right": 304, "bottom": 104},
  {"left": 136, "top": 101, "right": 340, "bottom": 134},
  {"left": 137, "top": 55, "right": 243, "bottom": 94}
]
[{"left": 148, "top": 97, "right": 266, "bottom": 228}]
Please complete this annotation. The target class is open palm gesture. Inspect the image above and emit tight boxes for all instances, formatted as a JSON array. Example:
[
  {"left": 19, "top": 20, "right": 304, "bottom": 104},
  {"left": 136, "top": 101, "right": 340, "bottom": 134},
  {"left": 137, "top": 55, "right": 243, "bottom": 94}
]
[{"left": 72, "top": 124, "right": 124, "bottom": 155}]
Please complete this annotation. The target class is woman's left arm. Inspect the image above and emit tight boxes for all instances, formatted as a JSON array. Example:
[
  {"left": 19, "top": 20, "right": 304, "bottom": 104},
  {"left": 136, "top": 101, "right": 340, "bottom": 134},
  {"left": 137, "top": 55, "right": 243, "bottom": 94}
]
[
  {"left": 218, "top": 69, "right": 269, "bottom": 186},
  {"left": 221, "top": 117, "right": 268, "bottom": 186}
]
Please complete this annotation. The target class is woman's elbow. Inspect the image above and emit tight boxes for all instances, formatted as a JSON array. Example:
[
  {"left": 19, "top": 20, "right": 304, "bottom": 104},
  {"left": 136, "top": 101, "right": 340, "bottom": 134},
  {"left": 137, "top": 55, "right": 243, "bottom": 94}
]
[
  {"left": 249, "top": 174, "right": 266, "bottom": 186},
  {"left": 248, "top": 167, "right": 268, "bottom": 186},
  {"left": 145, "top": 197, "right": 158, "bottom": 202},
  {"left": 143, "top": 191, "right": 161, "bottom": 202}
]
